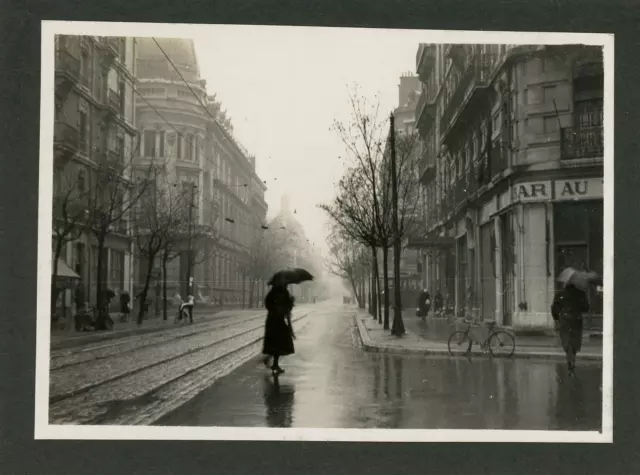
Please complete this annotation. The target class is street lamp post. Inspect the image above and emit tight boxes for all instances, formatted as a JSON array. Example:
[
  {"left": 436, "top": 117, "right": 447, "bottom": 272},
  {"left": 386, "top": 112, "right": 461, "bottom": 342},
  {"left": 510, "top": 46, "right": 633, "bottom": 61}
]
[
  {"left": 185, "top": 182, "right": 196, "bottom": 298},
  {"left": 390, "top": 113, "right": 405, "bottom": 337}
]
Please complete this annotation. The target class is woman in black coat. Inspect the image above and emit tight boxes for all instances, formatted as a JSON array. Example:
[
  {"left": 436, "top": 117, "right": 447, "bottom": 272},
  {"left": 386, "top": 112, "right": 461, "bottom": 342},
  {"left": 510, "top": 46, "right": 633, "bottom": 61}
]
[
  {"left": 262, "top": 284, "right": 296, "bottom": 375},
  {"left": 551, "top": 283, "right": 590, "bottom": 374}
]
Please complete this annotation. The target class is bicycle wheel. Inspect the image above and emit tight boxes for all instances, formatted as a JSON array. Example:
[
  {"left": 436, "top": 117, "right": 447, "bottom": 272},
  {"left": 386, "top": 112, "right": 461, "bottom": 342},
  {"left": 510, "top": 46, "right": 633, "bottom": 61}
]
[
  {"left": 488, "top": 331, "right": 516, "bottom": 357},
  {"left": 448, "top": 331, "right": 472, "bottom": 356}
]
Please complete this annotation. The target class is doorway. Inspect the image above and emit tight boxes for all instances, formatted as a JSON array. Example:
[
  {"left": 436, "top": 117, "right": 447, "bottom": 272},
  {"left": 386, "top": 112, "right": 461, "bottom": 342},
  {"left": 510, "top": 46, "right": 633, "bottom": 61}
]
[{"left": 480, "top": 222, "right": 496, "bottom": 321}]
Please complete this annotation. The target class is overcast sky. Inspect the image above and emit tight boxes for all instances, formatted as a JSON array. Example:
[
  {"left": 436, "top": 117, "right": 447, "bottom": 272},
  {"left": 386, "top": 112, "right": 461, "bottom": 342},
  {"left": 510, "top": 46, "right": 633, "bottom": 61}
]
[{"left": 192, "top": 26, "right": 427, "bottom": 255}]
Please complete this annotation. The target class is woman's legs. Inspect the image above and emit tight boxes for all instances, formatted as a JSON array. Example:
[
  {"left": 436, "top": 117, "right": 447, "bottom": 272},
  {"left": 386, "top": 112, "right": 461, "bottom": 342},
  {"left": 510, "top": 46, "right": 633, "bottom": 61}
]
[{"left": 271, "top": 355, "right": 284, "bottom": 374}]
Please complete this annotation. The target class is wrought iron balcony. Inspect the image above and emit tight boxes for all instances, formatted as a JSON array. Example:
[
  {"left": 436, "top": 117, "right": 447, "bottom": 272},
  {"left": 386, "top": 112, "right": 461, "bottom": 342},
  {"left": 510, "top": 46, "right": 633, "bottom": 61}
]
[
  {"left": 440, "top": 53, "right": 498, "bottom": 140},
  {"left": 54, "top": 122, "right": 80, "bottom": 152},
  {"left": 415, "top": 87, "right": 437, "bottom": 135},
  {"left": 55, "top": 49, "right": 80, "bottom": 83},
  {"left": 416, "top": 44, "right": 436, "bottom": 82},
  {"left": 107, "top": 89, "right": 122, "bottom": 115},
  {"left": 560, "top": 125, "right": 604, "bottom": 160}
]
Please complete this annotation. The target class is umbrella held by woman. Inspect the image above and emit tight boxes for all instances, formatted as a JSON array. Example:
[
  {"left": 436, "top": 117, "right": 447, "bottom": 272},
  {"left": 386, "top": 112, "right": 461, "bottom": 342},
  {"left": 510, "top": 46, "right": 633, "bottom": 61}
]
[{"left": 261, "top": 268, "right": 314, "bottom": 375}]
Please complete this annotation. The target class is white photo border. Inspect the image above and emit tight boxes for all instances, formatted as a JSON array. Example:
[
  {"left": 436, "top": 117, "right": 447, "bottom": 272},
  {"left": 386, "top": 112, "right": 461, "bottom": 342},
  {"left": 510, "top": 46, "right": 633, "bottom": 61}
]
[{"left": 36, "top": 20, "right": 614, "bottom": 443}]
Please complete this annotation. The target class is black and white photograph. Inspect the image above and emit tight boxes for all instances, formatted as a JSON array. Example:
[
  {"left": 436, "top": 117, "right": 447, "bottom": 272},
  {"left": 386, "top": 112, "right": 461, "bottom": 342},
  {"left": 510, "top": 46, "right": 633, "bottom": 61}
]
[{"left": 36, "top": 21, "right": 613, "bottom": 442}]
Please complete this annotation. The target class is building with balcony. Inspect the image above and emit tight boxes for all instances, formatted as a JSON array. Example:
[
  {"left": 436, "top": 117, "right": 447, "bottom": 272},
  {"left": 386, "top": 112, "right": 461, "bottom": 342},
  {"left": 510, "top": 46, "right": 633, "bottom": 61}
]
[
  {"left": 134, "top": 38, "right": 268, "bottom": 307},
  {"left": 409, "top": 43, "right": 604, "bottom": 332},
  {"left": 53, "top": 35, "right": 138, "bottom": 315}
]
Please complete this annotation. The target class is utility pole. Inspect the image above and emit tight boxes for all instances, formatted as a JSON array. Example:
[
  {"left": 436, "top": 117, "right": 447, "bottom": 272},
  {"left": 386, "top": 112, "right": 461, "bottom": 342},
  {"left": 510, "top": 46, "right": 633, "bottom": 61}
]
[
  {"left": 185, "top": 182, "right": 195, "bottom": 298},
  {"left": 390, "top": 113, "right": 405, "bottom": 336}
]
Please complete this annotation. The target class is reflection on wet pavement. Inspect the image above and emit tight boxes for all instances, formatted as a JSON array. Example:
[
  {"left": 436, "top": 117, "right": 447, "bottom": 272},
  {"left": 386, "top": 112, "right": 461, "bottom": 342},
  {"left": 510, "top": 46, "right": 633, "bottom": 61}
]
[{"left": 157, "top": 309, "right": 602, "bottom": 430}]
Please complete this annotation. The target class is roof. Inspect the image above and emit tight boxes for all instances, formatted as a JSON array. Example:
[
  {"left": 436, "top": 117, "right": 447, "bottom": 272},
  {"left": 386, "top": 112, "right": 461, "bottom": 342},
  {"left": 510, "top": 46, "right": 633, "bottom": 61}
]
[{"left": 136, "top": 37, "right": 201, "bottom": 82}]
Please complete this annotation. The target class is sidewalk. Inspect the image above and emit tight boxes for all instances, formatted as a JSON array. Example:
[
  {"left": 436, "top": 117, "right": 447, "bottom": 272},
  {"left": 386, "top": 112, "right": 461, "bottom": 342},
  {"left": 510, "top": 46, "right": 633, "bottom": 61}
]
[
  {"left": 50, "top": 306, "right": 267, "bottom": 350},
  {"left": 354, "top": 311, "right": 602, "bottom": 361},
  {"left": 403, "top": 313, "right": 603, "bottom": 350}
]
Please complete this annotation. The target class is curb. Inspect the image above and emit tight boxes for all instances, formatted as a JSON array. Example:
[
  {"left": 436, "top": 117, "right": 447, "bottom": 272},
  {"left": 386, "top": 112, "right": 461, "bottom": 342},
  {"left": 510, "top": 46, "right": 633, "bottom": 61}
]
[{"left": 353, "top": 315, "right": 602, "bottom": 362}]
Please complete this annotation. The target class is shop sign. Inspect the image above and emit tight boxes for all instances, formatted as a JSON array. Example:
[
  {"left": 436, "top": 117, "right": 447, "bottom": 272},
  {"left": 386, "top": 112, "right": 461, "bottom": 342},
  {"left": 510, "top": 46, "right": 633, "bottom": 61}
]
[
  {"left": 511, "top": 181, "right": 552, "bottom": 203},
  {"left": 554, "top": 177, "right": 603, "bottom": 201}
]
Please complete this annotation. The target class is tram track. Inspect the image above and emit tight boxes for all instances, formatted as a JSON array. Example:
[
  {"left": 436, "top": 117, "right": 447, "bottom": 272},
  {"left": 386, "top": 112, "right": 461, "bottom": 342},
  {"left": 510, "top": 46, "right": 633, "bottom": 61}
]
[{"left": 48, "top": 310, "right": 315, "bottom": 425}]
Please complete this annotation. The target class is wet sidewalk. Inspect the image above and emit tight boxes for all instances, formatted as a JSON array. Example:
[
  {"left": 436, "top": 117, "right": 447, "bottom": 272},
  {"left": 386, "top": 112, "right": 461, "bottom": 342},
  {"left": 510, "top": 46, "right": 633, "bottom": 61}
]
[{"left": 356, "top": 312, "right": 602, "bottom": 361}]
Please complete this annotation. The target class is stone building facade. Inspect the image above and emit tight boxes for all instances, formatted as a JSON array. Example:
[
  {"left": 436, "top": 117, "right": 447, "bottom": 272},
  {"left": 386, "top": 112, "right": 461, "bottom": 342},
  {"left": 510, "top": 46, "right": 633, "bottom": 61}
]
[
  {"left": 409, "top": 44, "right": 604, "bottom": 332},
  {"left": 53, "top": 35, "right": 138, "bottom": 314},
  {"left": 133, "top": 38, "right": 268, "bottom": 307}
]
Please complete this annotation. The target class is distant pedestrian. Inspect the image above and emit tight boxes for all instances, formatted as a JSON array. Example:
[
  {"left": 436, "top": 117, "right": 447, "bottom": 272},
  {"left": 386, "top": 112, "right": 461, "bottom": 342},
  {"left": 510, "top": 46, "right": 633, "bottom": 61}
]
[
  {"left": 551, "top": 282, "right": 590, "bottom": 375},
  {"left": 433, "top": 290, "right": 443, "bottom": 314},
  {"left": 416, "top": 289, "right": 431, "bottom": 318},
  {"left": 119, "top": 290, "right": 131, "bottom": 322},
  {"left": 261, "top": 284, "right": 296, "bottom": 375}
]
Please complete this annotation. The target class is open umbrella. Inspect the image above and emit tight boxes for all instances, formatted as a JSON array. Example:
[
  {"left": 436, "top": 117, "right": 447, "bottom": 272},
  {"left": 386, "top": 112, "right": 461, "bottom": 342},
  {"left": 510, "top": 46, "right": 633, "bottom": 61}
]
[
  {"left": 557, "top": 267, "right": 601, "bottom": 291},
  {"left": 268, "top": 268, "right": 314, "bottom": 286}
]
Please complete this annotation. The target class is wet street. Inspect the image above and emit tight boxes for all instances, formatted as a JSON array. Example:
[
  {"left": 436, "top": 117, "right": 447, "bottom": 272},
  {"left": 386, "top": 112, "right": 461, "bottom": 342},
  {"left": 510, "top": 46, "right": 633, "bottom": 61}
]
[{"left": 157, "top": 307, "right": 603, "bottom": 430}]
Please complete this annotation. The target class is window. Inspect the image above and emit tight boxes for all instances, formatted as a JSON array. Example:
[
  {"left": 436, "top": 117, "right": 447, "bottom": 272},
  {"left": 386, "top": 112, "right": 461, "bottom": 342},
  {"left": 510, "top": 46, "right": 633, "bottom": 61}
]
[
  {"left": 77, "top": 170, "right": 86, "bottom": 193},
  {"left": 177, "top": 134, "right": 183, "bottom": 159},
  {"left": 81, "top": 51, "right": 90, "bottom": 87},
  {"left": 194, "top": 135, "right": 199, "bottom": 162},
  {"left": 158, "top": 131, "right": 165, "bottom": 157},
  {"left": 79, "top": 110, "right": 88, "bottom": 152},
  {"left": 526, "top": 88, "right": 542, "bottom": 105},
  {"left": 543, "top": 116, "right": 559, "bottom": 133},
  {"left": 543, "top": 85, "right": 557, "bottom": 104},
  {"left": 143, "top": 130, "right": 156, "bottom": 157},
  {"left": 117, "top": 137, "right": 124, "bottom": 160},
  {"left": 186, "top": 134, "right": 193, "bottom": 161}
]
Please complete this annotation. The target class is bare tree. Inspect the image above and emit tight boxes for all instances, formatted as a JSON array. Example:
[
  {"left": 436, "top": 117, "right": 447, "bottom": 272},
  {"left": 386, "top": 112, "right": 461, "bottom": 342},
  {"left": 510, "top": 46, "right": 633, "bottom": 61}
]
[
  {"left": 326, "top": 225, "right": 370, "bottom": 308},
  {"left": 85, "top": 131, "right": 156, "bottom": 330},
  {"left": 322, "top": 88, "right": 393, "bottom": 326},
  {"left": 133, "top": 173, "right": 191, "bottom": 324},
  {"left": 51, "top": 167, "right": 89, "bottom": 320},
  {"left": 319, "top": 165, "right": 382, "bottom": 322}
]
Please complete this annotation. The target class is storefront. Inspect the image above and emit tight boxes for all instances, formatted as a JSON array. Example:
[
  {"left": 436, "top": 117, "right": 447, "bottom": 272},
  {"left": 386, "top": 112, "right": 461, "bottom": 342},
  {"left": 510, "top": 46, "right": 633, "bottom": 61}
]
[{"left": 496, "top": 176, "right": 604, "bottom": 331}]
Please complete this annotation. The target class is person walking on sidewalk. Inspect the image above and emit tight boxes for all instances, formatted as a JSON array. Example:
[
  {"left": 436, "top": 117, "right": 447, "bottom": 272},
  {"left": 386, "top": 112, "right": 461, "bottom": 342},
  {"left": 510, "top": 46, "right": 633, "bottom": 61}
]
[
  {"left": 261, "top": 284, "right": 296, "bottom": 375},
  {"left": 551, "top": 280, "right": 590, "bottom": 375},
  {"left": 119, "top": 290, "right": 131, "bottom": 323}
]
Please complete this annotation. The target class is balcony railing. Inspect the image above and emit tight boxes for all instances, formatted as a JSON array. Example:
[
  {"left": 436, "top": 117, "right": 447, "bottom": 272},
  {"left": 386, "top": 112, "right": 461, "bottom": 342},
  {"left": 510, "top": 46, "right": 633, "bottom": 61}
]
[
  {"left": 415, "top": 88, "right": 437, "bottom": 134},
  {"left": 440, "top": 53, "right": 498, "bottom": 137},
  {"left": 560, "top": 125, "right": 604, "bottom": 160},
  {"left": 54, "top": 122, "right": 79, "bottom": 151},
  {"left": 55, "top": 50, "right": 80, "bottom": 83},
  {"left": 416, "top": 44, "right": 436, "bottom": 82},
  {"left": 107, "top": 89, "right": 122, "bottom": 114}
]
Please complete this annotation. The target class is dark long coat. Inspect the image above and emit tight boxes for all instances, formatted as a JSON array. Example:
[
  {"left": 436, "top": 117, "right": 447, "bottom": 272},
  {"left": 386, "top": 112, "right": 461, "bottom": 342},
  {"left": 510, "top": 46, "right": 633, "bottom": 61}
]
[
  {"left": 551, "top": 284, "right": 589, "bottom": 354},
  {"left": 262, "top": 285, "right": 295, "bottom": 357}
]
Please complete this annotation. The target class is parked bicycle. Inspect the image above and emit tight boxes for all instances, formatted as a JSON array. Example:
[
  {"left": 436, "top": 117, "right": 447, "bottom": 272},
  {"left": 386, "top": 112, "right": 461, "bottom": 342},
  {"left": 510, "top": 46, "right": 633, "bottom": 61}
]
[{"left": 447, "top": 317, "right": 516, "bottom": 357}]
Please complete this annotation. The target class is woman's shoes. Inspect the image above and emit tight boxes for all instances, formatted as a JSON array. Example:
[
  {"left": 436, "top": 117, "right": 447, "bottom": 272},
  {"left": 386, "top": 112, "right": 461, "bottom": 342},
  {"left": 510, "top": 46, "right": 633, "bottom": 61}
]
[{"left": 271, "top": 366, "right": 285, "bottom": 375}]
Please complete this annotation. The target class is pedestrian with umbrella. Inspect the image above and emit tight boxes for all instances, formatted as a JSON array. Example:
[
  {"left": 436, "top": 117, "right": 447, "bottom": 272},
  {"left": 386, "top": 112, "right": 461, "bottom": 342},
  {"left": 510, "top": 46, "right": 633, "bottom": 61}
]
[
  {"left": 261, "top": 268, "right": 314, "bottom": 375},
  {"left": 552, "top": 267, "right": 600, "bottom": 375}
]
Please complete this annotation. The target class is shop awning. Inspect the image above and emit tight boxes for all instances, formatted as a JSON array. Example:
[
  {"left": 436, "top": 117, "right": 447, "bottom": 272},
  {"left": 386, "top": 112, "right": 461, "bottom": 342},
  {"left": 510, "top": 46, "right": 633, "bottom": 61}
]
[
  {"left": 406, "top": 236, "right": 455, "bottom": 249},
  {"left": 52, "top": 259, "right": 80, "bottom": 288}
]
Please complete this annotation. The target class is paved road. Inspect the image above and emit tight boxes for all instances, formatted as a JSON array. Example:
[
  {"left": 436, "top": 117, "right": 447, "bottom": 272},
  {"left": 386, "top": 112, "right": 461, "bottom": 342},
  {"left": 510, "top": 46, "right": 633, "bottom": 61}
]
[
  {"left": 48, "top": 305, "right": 318, "bottom": 425},
  {"left": 158, "top": 307, "right": 603, "bottom": 430}
]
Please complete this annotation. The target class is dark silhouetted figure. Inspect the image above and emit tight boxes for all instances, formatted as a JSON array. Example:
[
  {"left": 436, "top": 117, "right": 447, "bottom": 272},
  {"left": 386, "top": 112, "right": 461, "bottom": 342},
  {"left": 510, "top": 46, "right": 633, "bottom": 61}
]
[
  {"left": 262, "top": 284, "right": 296, "bottom": 375},
  {"left": 551, "top": 283, "right": 589, "bottom": 375}
]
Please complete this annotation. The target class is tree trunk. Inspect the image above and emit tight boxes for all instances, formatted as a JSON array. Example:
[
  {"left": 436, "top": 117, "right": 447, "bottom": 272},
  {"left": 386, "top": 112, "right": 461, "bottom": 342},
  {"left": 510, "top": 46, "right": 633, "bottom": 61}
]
[
  {"left": 137, "top": 253, "right": 156, "bottom": 324},
  {"left": 359, "top": 278, "right": 366, "bottom": 309},
  {"left": 371, "top": 246, "right": 381, "bottom": 323},
  {"left": 162, "top": 250, "right": 169, "bottom": 321},
  {"left": 94, "top": 235, "right": 109, "bottom": 330},
  {"left": 382, "top": 245, "right": 390, "bottom": 330},
  {"left": 242, "top": 274, "right": 246, "bottom": 309},
  {"left": 51, "top": 237, "right": 65, "bottom": 321}
]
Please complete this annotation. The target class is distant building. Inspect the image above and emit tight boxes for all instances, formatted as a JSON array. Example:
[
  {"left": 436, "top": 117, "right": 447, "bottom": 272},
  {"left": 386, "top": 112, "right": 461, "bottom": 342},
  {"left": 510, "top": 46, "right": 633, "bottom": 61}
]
[
  {"left": 267, "top": 195, "right": 322, "bottom": 303},
  {"left": 409, "top": 44, "right": 603, "bottom": 332},
  {"left": 53, "top": 35, "right": 138, "bottom": 314},
  {"left": 134, "top": 38, "right": 268, "bottom": 307}
]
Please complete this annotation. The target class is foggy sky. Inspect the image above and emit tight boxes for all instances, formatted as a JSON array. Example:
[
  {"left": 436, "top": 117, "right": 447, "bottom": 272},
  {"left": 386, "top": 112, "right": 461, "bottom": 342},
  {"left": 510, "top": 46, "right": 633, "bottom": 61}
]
[{"left": 193, "top": 26, "right": 424, "bottom": 255}]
